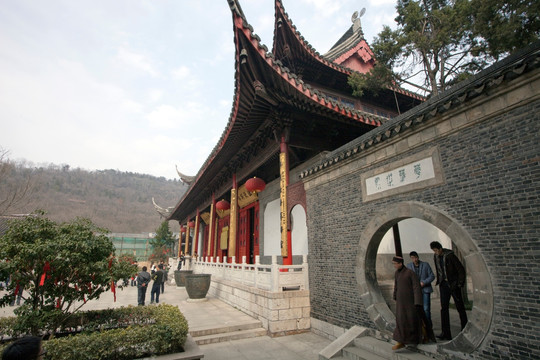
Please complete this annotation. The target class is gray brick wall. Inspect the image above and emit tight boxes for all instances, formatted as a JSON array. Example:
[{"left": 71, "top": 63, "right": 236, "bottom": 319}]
[{"left": 305, "top": 97, "right": 540, "bottom": 359}]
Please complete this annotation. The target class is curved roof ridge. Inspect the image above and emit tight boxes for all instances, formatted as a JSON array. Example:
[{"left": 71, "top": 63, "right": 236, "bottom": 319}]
[
  {"left": 274, "top": 1, "right": 422, "bottom": 101},
  {"left": 274, "top": 0, "right": 354, "bottom": 75}
]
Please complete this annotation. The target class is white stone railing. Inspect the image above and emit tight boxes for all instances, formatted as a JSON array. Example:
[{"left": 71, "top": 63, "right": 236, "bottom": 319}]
[{"left": 184, "top": 255, "right": 308, "bottom": 292}]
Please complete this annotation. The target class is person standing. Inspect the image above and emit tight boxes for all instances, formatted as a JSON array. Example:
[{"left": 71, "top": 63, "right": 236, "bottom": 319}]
[
  {"left": 430, "top": 241, "right": 468, "bottom": 340},
  {"left": 160, "top": 264, "right": 168, "bottom": 294},
  {"left": 136, "top": 266, "right": 151, "bottom": 306},
  {"left": 407, "top": 251, "right": 435, "bottom": 326},
  {"left": 150, "top": 264, "right": 164, "bottom": 304},
  {"left": 177, "top": 252, "right": 185, "bottom": 271},
  {"left": 391, "top": 256, "right": 423, "bottom": 351}
]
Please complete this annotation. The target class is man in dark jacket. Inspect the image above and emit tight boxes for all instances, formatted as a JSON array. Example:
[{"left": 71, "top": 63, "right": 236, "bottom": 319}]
[
  {"left": 136, "top": 266, "right": 151, "bottom": 306},
  {"left": 430, "top": 241, "right": 468, "bottom": 340},
  {"left": 391, "top": 256, "right": 422, "bottom": 351},
  {"left": 150, "top": 264, "right": 164, "bottom": 304}
]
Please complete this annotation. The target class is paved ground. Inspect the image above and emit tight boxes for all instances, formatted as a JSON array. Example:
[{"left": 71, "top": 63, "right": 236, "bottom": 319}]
[
  {"left": 200, "top": 332, "right": 329, "bottom": 360},
  {"left": 0, "top": 283, "right": 331, "bottom": 360},
  {"left": 0, "top": 282, "right": 467, "bottom": 359}
]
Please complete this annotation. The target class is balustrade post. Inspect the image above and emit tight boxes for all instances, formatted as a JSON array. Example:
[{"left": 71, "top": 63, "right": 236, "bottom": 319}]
[
  {"left": 271, "top": 255, "right": 279, "bottom": 292},
  {"left": 254, "top": 255, "right": 260, "bottom": 289},
  {"left": 302, "top": 254, "right": 309, "bottom": 290}
]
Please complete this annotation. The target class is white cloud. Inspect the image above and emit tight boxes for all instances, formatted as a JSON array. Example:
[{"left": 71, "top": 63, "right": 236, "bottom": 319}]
[
  {"left": 172, "top": 65, "right": 190, "bottom": 80},
  {"left": 146, "top": 105, "right": 185, "bottom": 129},
  {"left": 148, "top": 89, "right": 163, "bottom": 103},
  {"left": 301, "top": 0, "right": 341, "bottom": 15},
  {"left": 116, "top": 47, "right": 158, "bottom": 77}
]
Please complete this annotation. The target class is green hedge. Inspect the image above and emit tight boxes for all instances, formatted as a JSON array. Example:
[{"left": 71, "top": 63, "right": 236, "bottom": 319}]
[{"left": 1, "top": 305, "right": 188, "bottom": 360}]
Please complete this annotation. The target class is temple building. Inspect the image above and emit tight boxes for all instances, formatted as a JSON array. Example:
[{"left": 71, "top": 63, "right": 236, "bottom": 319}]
[
  {"left": 167, "top": 0, "right": 540, "bottom": 358},
  {"left": 168, "top": 0, "right": 421, "bottom": 266}
]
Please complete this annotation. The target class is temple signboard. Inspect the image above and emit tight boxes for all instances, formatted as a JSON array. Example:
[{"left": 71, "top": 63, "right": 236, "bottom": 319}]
[{"left": 361, "top": 147, "right": 444, "bottom": 202}]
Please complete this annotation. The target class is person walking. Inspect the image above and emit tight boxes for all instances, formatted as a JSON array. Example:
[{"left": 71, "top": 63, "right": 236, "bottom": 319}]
[
  {"left": 150, "top": 264, "right": 164, "bottom": 304},
  {"left": 160, "top": 264, "right": 168, "bottom": 294},
  {"left": 136, "top": 266, "right": 151, "bottom": 306},
  {"left": 430, "top": 241, "right": 468, "bottom": 340},
  {"left": 407, "top": 251, "right": 436, "bottom": 343},
  {"left": 407, "top": 251, "right": 435, "bottom": 326},
  {"left": 391, "top": 256, "right": 423, "bottom": 351}
]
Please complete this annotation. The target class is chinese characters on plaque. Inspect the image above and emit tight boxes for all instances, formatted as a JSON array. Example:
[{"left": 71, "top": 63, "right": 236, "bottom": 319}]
[{"left": 366, "top": 157, "right": 436, "bottom": 196}]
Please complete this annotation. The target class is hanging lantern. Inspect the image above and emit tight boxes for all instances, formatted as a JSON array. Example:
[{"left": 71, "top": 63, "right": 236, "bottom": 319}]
[
  {"left": 215, "top": 199, "right": 230, "bottom": 211},
  {"left": 245, "top": 177, "right": 266, "bottom": 193},
  {"left": 180, "top": 226, "right": 186, "bottom": 233},
  {"left": 188, "top": 220, "right": 195, "bottom": 228}
]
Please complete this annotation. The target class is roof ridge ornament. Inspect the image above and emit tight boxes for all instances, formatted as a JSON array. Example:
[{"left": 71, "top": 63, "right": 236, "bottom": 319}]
[
  {"left": 175, "top": 165, "right": 195, "bottom": 184},
  {"left": 352, "top": 8, "right": 366, "bottom": 33},
  {"left": 152, "top": 197, "right": 174, "bottom": 218}
]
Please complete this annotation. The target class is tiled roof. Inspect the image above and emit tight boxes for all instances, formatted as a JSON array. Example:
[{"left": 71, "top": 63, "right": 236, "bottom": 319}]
[{"left": 300, "top": 41, "right": 540, "bottom": 178}]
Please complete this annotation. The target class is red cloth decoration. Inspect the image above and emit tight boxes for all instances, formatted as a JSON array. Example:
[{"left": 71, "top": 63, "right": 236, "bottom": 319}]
[
  {"left": 14, "top": 283, "right": 20, "bottom": 296},
  {"left": 39, "top": 261, "right": 51, "bottom": 286},
  {"left": 109, "top": 255, "right": 116, "bottom": 302},
  {"left": 111, "top": 280, "right": 116, "bottom": 302}
]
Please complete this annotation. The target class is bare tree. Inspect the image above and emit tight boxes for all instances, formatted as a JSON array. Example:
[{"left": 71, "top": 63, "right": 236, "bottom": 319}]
[{"left": 0, "top": 148, "right": 38, "bottom": 216}]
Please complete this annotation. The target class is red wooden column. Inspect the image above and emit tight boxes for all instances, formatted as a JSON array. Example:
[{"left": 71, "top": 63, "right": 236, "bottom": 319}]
[
  {"left": 280, "top": 133, "right": 292, "bottom": 266},
  {"left": 228, "top": 174, "right": 238, "bottom": 263},
  {"left": 208, "top": 194, "right": 216, "bottom": 260},
  {"left": 177, "top": 221, "right": 183, "bottom": 257},
  {"left": 183, "top": 220, "right": 189, "bottom": 256},
  {"left": 193, "top": 209, "right": 200, "bottom": 258}
]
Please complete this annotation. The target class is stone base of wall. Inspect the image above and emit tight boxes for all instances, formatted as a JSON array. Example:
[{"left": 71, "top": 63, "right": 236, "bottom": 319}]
[
  {"left": 311, "top": 317, "right": 346, "bottom": 341},
  {"left": 208, "top": 277, "right": 311, "bottom": 336}
]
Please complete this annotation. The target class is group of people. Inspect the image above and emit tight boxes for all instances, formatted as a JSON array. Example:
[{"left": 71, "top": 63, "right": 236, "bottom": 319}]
[
  {"left": 135, "top": 262, "right": 169, "bottom": 306},
  {"left": 391, "top": 241, "right": 469, "bottom": 351}
]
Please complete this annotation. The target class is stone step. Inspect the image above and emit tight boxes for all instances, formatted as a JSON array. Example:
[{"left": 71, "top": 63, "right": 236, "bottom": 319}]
[
  {"left": 353, "top": 337, "right": 434, "bottom": 360},
  {"left": 192, "top": 327, "right": 268, "bottom": 345},
  {"left": 189, "top": 319, "right": 262, "bottom": 337},
  {"left": 342, "top": 345, "right": 387, "bottom": 360}
]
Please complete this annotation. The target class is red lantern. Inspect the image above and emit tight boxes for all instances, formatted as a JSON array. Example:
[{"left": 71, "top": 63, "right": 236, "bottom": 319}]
[
  {"left": 188, "top": 220, "right": 195, "bottom": 228},
  {"left": 216, "top": 199, "right": 230, "bottom": 211},
  {"left": 180, "top": 226, "right": 186, "bottom": 233},
  {"left": 245, "top": 177, "right": 266, "bottom": 193}
]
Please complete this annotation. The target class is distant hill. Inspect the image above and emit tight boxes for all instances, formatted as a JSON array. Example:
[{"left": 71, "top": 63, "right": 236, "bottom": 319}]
[{"left": 1, "top": 162, "right": 188, "bottom": 233}]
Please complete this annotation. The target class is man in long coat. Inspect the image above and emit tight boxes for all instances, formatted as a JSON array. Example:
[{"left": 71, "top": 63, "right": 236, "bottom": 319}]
[{"left": 392, "top": 256, "right": 423, "bottom": 351}]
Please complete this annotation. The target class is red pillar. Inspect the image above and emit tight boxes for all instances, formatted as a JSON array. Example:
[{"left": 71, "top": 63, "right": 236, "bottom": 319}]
[
  {"left": 281, "top": 134, "right": 293, "bottom": 266},
  {"left": 208, "top": 193, "right": 216, "bottom": 261},
  {"left": 193, "top": 209, "right": 200, "bottom": 258}
]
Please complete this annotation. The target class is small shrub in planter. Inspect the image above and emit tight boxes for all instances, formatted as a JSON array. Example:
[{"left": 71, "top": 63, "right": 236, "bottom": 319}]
[{"left": 0, "top": 305, "right": 188, "bottom": 360}]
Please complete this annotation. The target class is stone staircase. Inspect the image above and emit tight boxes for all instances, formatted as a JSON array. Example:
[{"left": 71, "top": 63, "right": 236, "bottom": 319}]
[
  {"left": 320, "top": 326, "right": 441, "bottom": 360},
  {"left": 190, "top": 319, "right": 267, "bottom": 345}
]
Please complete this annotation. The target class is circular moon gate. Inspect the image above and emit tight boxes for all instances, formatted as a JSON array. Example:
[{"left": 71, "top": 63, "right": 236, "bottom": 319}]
[{"left": 355, "top": 201, "right": 493, "bottom": 353}]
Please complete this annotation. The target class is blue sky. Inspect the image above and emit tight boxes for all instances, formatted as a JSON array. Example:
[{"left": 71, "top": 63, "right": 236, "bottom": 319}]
[{"left": 0, "top": 0, "right": 397, "bottom": 180}]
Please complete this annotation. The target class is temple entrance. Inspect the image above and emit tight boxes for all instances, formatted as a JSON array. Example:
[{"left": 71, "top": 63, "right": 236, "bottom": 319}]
[
  {"left": 375, "top": 218, "right": 473, "bottom": 341},
  {"left": 355, "top": 202, "right": 493, "bottom": 353},
  {"left": 238, "top": 202, "right": 259, "bottom": 264}
]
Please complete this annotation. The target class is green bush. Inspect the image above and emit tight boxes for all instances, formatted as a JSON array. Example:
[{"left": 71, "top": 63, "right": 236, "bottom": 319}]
[{"left": 0, "top": 305, "right": 188, "bottom": 360}]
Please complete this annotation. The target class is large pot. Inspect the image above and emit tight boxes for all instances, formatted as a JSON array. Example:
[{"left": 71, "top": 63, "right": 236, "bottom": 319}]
[
  {"left": 174, "top": 270, "right": 193, "bottom": 287},
  {"left": 185, "top": 274, "right": 211, "bottom": 300}
]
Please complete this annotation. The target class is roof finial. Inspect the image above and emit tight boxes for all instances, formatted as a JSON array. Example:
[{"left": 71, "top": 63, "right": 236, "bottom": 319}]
[{"left": 352, "top": 8, "right": 366, "bottom": 33}]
